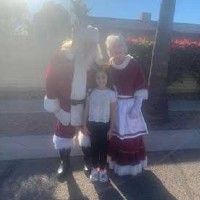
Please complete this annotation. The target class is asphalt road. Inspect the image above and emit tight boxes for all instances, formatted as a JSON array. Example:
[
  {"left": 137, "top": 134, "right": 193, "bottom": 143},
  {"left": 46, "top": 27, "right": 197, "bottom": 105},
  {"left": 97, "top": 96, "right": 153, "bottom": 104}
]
[{"left": 0, "top": 150, "right": 200, "bottom": 200}]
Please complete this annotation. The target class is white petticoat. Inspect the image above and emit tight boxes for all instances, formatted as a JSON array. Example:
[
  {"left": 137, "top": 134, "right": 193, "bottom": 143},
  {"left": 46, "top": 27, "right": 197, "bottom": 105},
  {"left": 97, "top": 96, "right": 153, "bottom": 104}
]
[{"left": 107, "top": 156, "right": 147, "bottom": 176}]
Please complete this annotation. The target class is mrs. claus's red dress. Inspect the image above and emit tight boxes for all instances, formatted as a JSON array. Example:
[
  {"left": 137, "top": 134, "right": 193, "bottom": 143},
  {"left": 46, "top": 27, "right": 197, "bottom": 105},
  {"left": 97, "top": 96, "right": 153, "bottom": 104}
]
[{"left": 107, "top": 55, "right": 149, "bottom": 176}]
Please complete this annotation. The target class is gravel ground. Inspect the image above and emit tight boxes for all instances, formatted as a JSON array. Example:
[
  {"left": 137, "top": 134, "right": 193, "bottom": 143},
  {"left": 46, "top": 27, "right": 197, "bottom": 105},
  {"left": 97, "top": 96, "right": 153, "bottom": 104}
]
[{"left": 1, "top": 150, "right": 200, "bottom": 200}]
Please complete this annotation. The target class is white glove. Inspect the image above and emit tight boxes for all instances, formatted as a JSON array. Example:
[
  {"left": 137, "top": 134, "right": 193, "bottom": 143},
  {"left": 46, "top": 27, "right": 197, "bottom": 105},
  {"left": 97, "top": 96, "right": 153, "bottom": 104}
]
[
  {"left": 55, "top": 109, "right": 70, "bottom": 126},
  {"left": 129, "top": 97, "right": 143, "bottom": 119}
]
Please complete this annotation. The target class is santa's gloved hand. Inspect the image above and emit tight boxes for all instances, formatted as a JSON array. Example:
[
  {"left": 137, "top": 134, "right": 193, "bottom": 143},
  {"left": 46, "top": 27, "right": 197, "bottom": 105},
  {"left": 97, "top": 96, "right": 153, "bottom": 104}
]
[
  {"left": 129, "top": 97, "right": 143, "bottom": 119},
  {"left": 55, "top": 109, "right": 70, "bottom": 126}
]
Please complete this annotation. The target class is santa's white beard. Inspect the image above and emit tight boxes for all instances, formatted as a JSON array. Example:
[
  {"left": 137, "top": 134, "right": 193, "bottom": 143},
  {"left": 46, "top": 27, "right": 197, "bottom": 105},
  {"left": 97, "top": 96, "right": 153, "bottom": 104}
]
[
  {"left": 70, "top": 53, "right": 95, "bottom": 100},
  {"left": 69, "top": 44, "right": 103, "bottom": 126},
  {"left": 70, "top": 49, "right": 96, "bottom": 126}
]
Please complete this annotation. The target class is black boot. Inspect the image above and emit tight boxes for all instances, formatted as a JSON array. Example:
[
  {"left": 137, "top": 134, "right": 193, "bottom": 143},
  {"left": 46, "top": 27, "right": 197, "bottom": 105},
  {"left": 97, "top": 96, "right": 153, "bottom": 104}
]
[
  {"left": 57, "top": 148, "right": 71, "bottom": 179},
  {"left": 82, "top": 147, "right": 91, "bottom": 172}
]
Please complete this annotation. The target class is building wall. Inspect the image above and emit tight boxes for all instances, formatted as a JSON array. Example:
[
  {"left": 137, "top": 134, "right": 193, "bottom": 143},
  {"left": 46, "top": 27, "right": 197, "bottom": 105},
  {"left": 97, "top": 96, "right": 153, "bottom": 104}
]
[
  {"left": 0, "top": 36, "right": 57, "bottom": 92},
  {"left": 1, "top": 16, "right": 200, "bottom": 93}
]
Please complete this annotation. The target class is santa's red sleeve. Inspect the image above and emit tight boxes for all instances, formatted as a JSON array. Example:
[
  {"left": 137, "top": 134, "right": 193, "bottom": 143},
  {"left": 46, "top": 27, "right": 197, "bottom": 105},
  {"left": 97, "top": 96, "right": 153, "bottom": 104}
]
[{"left": 44, "top": 54, "right": 61, "bottom": 113}]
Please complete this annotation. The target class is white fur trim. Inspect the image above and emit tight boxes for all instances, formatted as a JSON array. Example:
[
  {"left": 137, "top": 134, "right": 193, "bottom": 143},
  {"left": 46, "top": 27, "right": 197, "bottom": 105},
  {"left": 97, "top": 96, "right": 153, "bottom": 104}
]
[
  {"left": 61, "top": 40, "right": 75, "bottom": 60},
  {"left": 134, "top": 89, "right": 148, "bottom": 100},
  {"left": 55, "top": 109, "right": 70, "bottom": 126},
  {"left": 111, "top": 54, "right": 133, "bottom": 69},
  {"left": 61, "top": 40, "right": 72, "bottom": 51},
  {"left": 77, "top": 130, "right": 91, "bottom": 147},
  {"left": 108, "top": 156, "right": 147, "bottom": 176},
  {"left": 44, "top": 96, "right": 60, "bottom": 113},
  {"left": 53, "top": 134, "right": 73, "bottom": 150},
  {"left": 70, "top": 104, "right": 84, "bottom": 126},
  {"left": 70, "top": 55, "right": 89, "bottom": 100}
]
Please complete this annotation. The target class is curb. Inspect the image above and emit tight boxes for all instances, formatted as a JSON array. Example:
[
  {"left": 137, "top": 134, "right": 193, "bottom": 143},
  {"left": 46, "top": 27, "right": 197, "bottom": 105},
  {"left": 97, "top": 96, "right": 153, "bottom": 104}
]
[{"left": 1, "top": 129, "right": 200, "bottom": 161}]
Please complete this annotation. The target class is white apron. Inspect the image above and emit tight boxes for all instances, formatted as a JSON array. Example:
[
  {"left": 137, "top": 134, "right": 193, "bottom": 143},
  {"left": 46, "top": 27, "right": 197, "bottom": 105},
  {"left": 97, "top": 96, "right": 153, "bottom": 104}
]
[{"left": 114, "top": 96, "right": 148, "bottom": 139}]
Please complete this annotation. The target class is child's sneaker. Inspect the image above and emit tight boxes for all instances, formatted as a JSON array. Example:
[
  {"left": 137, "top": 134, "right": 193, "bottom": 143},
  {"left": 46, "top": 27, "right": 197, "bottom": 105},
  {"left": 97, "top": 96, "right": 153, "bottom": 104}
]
[
  {"left": 99, "top": 169, "right": 108, "bottom": 182},
  {"left": 90, "top": 168, "right": 99, "bottom": 182}
]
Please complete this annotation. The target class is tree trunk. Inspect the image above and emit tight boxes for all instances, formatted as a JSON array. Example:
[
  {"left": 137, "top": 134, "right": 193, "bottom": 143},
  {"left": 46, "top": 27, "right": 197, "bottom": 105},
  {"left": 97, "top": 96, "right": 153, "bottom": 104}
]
[{"left": 147, "top": 0, "right": 176, "bottom": 122}]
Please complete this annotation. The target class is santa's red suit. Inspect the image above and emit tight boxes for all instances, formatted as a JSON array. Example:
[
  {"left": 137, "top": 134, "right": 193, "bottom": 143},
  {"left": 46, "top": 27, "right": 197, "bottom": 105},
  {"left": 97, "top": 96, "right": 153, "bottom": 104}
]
[
  {"left": 44, "top": 51, "right": 96, "bottom": 148},
  {"left": 44, "top": 25, "right": 101, "bottom": 177},
  {"left": 107, "top": 55, "right": 149, "bottom": 176}
]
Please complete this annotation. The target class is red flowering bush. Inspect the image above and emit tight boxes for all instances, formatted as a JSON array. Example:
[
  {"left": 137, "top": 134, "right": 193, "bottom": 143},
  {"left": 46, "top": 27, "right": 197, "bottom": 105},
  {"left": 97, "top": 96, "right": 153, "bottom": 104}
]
[
  {"left": 169, "top": 39, "right": 200, "bottom": 84},
  {"left": 127, "top": 37, "right": 153, "bottom": 80},
  {"left": 127, "top": 37, "right": 200, "bottom": 85}
]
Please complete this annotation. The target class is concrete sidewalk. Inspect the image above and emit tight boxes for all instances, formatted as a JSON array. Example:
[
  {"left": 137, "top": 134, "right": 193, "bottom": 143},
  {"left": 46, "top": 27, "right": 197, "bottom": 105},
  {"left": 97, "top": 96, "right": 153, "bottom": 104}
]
[
  {"left": 1, "top": 129, "right": 200, "bottom": 161},
  {"left": 1, "top": 98, "right": 200, "bottom": 160},
  {"left": 0, "top": 150, "right": 200, "bottom": 200}
]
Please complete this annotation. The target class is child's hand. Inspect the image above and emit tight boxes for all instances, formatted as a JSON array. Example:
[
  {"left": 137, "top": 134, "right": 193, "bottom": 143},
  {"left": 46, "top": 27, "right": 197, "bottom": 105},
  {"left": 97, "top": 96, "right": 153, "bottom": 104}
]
[
  {"left": 107, "top": 129, "right": 113, "bottom": 140},
  {"left": 83, "top": 126, "right": 90, "bottom": 135}
]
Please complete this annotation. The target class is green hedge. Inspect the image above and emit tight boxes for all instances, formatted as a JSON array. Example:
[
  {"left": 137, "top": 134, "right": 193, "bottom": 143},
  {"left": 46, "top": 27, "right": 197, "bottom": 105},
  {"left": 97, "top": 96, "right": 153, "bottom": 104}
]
[{"left": 127, "top": 38, "right": 200, "bottom": 85}]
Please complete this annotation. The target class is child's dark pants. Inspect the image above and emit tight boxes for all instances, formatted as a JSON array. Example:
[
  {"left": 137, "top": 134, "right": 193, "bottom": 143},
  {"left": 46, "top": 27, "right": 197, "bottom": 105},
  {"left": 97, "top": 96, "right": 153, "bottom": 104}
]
[{"left": 88, "top": 122, "right": 109, "bottom": 170}]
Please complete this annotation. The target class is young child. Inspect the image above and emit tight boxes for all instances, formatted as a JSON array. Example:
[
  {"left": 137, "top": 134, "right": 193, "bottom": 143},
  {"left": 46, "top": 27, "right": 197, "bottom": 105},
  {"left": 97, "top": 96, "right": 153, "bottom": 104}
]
[{"left": 83, "top": 67, "right": 117, "bottom": 182}]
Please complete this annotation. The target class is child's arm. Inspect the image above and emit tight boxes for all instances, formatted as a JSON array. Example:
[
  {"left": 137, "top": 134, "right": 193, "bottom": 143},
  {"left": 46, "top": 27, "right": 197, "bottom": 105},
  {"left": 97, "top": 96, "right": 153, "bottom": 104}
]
[
  {"left": 108, "top": 101, "right": 117, "bottom": 139},
  {"left": 83, "top": 98, "right": 90, "bottom": 135}
]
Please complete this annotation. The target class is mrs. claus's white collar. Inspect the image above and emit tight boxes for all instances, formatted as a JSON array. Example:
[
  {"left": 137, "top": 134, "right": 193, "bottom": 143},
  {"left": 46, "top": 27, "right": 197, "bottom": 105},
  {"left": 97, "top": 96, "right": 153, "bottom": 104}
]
[{"left": 111, "top": 54, "right": 133, "bottom": 69}]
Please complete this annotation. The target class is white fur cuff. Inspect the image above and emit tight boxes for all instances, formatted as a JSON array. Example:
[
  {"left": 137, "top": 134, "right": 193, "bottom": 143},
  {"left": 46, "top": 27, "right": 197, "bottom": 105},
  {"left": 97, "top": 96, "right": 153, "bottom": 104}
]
[
  {"left": 55, "top": 109, "right": 70, "bottom": 126},
  {"left": 134, "top": 89, "right": 148, "bottom": 100},
  {"left": 53, "top": 135, "right": 73, "bottom": 150},
  {"left": 77, "top": 131, "right": 91, "bottom": 147},
  {"left": 70, "top": 104, "right": 84, "bottom": 126},
  {"left": 44, "top": 96, "right": 60, "bottom": 113},
  {"left": 111, "top": 54, "right": 133, "bottom": 69}
]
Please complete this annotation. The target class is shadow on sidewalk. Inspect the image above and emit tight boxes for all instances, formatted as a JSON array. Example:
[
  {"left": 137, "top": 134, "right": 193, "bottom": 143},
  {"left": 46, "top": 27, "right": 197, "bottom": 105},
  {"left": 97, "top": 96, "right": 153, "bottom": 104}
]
[
  {"left": 100, "top": 170, "right": 177, "bottom": 200},
  {"left": 2, "top": 152, "right": 199, "bottom": 200},
  {"left": 66, "top": 173, "right": 89, "bottom": 200},
  {"left": 88, "top": 169, "right": 177, "bottom": 200}
]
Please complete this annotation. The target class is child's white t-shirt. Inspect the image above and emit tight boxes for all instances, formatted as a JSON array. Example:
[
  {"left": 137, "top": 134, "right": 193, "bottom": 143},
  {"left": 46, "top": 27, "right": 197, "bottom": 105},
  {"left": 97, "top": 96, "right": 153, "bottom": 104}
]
[{"left": 88, "top": 88, "right": 117, "bottom": 123}]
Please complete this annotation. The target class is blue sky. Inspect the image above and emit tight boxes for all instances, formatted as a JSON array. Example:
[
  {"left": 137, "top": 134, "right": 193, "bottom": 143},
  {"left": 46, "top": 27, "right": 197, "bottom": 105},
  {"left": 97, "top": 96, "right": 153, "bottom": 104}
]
[{"left": 25, "top": 0, "right": 200, "bottom": 25}]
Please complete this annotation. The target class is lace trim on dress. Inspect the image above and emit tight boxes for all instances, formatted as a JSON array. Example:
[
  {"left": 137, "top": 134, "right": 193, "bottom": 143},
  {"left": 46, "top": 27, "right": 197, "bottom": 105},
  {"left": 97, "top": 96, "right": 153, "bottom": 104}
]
[{"left": 111, "top": 54, "right": 133, "bottom": 69}]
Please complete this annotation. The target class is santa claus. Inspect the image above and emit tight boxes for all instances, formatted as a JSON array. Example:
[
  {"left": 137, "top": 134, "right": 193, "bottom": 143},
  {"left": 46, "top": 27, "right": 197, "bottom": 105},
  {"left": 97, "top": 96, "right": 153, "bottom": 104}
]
[{"left": 44, "top": 25, "right": 102, "bottom": 178}]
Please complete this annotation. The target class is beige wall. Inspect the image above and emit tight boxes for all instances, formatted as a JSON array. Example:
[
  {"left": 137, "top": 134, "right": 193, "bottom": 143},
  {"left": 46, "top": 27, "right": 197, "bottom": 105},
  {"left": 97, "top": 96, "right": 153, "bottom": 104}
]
[{"left": 0, "top": 36, "right": 57, "bottom": 91}]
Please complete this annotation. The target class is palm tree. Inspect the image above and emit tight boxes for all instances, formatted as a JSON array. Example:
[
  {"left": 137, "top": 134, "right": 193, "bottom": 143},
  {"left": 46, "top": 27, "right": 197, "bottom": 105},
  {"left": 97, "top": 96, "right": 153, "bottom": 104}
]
[{"left": 148, "top": 0, "right": 176, "bottom": 122}]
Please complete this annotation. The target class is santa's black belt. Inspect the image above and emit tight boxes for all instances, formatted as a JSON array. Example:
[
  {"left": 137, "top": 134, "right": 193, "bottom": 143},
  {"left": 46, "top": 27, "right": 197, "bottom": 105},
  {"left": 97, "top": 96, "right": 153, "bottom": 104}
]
[{"left": 70, "top": 99, "right": 85, "bottom": 105}]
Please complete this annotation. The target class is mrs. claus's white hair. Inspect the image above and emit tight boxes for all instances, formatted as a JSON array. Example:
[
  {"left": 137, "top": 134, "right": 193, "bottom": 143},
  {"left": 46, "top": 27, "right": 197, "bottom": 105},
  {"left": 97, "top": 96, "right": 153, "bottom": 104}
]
[{"left": 105, "top": 34, "right": 128, "bottom": 56}]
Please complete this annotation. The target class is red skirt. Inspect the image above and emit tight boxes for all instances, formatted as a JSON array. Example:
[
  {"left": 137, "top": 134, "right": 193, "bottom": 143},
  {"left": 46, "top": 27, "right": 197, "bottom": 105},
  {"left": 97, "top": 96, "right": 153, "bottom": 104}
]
[{"left": 107, "top": 135, "right": 147, "bottom": 176}]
